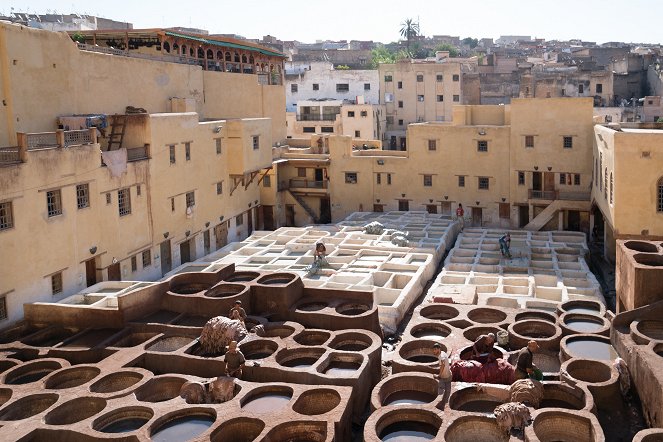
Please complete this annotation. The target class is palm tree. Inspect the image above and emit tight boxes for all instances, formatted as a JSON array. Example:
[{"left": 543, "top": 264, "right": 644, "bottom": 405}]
[{"left": 399, "top": 18, "right": 420, "bottom": 53}]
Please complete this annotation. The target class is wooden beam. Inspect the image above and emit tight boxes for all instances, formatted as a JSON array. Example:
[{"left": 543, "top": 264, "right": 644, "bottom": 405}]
[
  {"left": 229, "top": 176, "right": 244, "bottom": 196},
  {"left": 257, "top": 167, "right": 272, "bottom": 186},
  {"left": 243, "top": 170, "right": 260, "bottom": 190}
]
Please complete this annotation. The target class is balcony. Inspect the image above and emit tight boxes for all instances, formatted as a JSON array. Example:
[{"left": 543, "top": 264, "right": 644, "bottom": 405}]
[
  {"left": 0, "top": 147, "right": 21, "bottom": 165},
  {"left": 296, "top": 114, "right": 340, "bottom": 122},
  {"left": 528, "top": 189, "right": 558, "bottom": 200},
  {"left": 279, "top": 179, "right": 329, "bottom": 193},
  {"left": 559, "top": 190, "right": 591, "bottom": 201},
  {"left": 528, "top": 189, "right": 592, "bottom": 201},
  {"left": 18, "top": 129, "right": 98, "bottom": 151}
]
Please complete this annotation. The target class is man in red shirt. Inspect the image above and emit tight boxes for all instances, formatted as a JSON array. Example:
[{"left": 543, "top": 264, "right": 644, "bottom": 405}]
[{"left": 456, "top": 203, "right": 465, "bottom": 231}]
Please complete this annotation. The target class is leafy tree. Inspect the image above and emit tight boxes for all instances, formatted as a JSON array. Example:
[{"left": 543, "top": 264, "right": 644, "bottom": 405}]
[
  {"left": 657, "top": 117, "right": 663, "bottom": 123},
  {"left": 399, "top": 18, "right": 420, "bottom": 52},
  {"left": 462, "top": 37, "right": 479, "bottom": 49},
  {"left": 434, "top": 43, "right": 459, "bottom": 58},
  {"left": 71, "top": 32, "right": 86, "bottom": 43},
  {"left": 335, "top": 64, "right": 350, "bottom": 70},
  {"left": 370, "top": 46, "right": 397, "bottom": 68}
]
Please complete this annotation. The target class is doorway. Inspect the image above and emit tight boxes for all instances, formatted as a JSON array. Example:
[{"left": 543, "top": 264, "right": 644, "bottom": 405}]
[
  {"left": 85, "top": 257, "right": 98, "bottom": 287},
  {"left": 315, "top": 168, "right": 324, "bottom": 186},
  {"left": 518, "top": 205, "right": 530, "bottom": 228},
  {"left": 180, "top": 239, "right": 192, "bottom": 265},
  {"left": 568, "top": 210, "right": 580, "bottom": 231},
  {"left": 472, "top": 207, "right": 483, "bottom": 227},
  {"left": 247, "top": 210, "right": 253, "bottom": 234},
  {"left": 426, "top": 204, "right": 438, "bottom": 214},
  {"left": 390, "top": 136, "right": 397, "bottom": 149},
  {"left": 373, "top": 204, "right": 384, "bottom": 212},
  {"left": 215, "top": 223, "right": 228, "bottom": 249},
  {"left": 399, "top": 137, "right": 407, "bottom": 150},
  {"left": 203, "top": 230, "right": 211, "bottom": 255},
  {"left": 262, "top": 206, "right": 275, "bottom": 230},
  {"left": 320, "top": 198, "right": 331, "bottom": 223},
  {"left": 160, "top": 240, "right": 172, "bottom": 276},
  {"left": 108, "top": 262, "right": 121, "bottom": 281},
  {"left": 398, "top": 200, "right": 409, "bottom": 211},
  {"left": 286, "top": 205, "right": 295, "bottom": 226},
  {"left": 544, "top": 172, "right": 555, "bottom": 192},
  {"left": 532, "top": 172, "right": 542, "bottom": 191}
]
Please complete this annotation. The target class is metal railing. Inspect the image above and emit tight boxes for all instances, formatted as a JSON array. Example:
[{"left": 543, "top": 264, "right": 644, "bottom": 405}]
[
  {"left": 0, "top": 147, "right": 21, "bottom": 164},
  {"left": 64, "top": 129, "right": 94, "bottom": 147},
  {"left": 528, "top": 189, "right": 558, "bottom": 200},
  {"left": 127, "top": 145, "right": 149, "bottom": 162},
  {"left": 297, "top": 114, "right": 340, "bottom": 122},
  {"left": 289, "top": 179, "right": 328, "bottom": 189}
]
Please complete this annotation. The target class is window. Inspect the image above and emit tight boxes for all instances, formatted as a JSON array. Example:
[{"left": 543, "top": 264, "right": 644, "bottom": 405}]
[
  {"left": 345, "top": 172, "right": 357, "bottom": 184},
  {"left": 397, "top": 81, "right": 403, "bottom": 89},
  {"left": 0, "top": 201, "right": 13, "bottom": 230},
  {"left": 297, "top": 168, "right": 307, "bottom": 177},
  {"left": 360, "top": 110, "right": 368, "bottom": 117},
  {"left": 604, "top": 168, "right": 608, "bottom": 199},
  {"left": 596, "top": 83, "right": 603, "bottom": 93},
  {"left": 303, "top": 127, "right": 315, "bottom": 133},
  {"left": 574, "top": 174, "right": 580, "bottom": 186},
  {"left": 136, "top": 185, "right": 141, "bottom": 196},
  {"left": 478, "top": 177, "right": 489, "bottom": 190},
  {"left": 398, "top": 200, "right": 409, "bottom": 211},
  {"left": 131, "top": 256, "right": 137, "bottom": 272},
  {"left": 186, "top": 191, "right": 195, "bottom": 208},
  {"left": 252, "top": 136, "right": 260, "bottom": 150},
  {"left": 106, "top": 193, "right": 111, "bottom": 204},
  {"left": 525, "top": 135, "right": 534, "bottom": 148},
  {"left": 216, "top": 182, "right": 223, "bottom": 194},
  {"left": 437, "top": 95, "right": 444, "bottom": 102},
  {"left": 169, "top": 145, "right": 176, "bottom": 164},
  {"left": 398, "top": 101, "right": 403, "bottom": 108},
  {"left": 336, "top": 83, "right": 349, "bottom": 92},
  {"left": 215, "top": 138, "right": 222, "bottom": 154},
  {"left": 46, "top": 190, "right": 62, "bottom": 217},
  {"left": 436, "top": 74, "right": 443, "bottom": 82},
  {"left": 563, "top": 136, "right": 573, "bottom": 148},
  {"left": 364, "top": 83, "right": 371, "bottom": 90},
  {"left": 578, "top": 84, "right": 584, "bottom": 94},
  {"left": 658, "top": 178, "right": 663, "bottom": 212},
  {"left": 0, "top": 296, "right": 6, "bottom": 321},
  {"left": 321, "top": 127, "right": 334, "bottom": 133},
  {"left": 477, "top": 140, "right": 488, "bottom": 152},
  {"left": 312, "top": 83, "right": 319, "bottom": 90},
  {"left": 453, "top": 74, "right": 459, "bottom": 81},
  {"left": 291, "top": 84, "right": 298, "bottom": 93},
  {"left": 417, "top": 95, "right": 425, "bottom": 102},
  {"left": 416, "top": 74, "right": 424, "bottom": 82},
  {"left": 118, "top": 188, "right": 131, "bottom": 216},
  {"left": 263, "top": 175, "right": 271, "bottom": 187},
  {"left": 518, "top": 172, "right": 525, "bottom": 185},
  {"left": 559, "top": 173, "right": 566, "bottom": 185},
  {"left": 348, "top": 111, "right": 355, "bottom": 117},
  {"left": 610, "top": 173, "right": 613, "bottom": 204},
  {"left": 398, "top": 119, "right": 404, "bottom": 126},
  {"left": 458, "top": 176, "right": 465, "bottom": 187},
  {"left": 376, "top": 173, "right": 382, "bottom": 185},
  {"left": 428, "top": 139, "right": 437, "bottom": 151},
  {"left": 386, "top": 116, "right": 394, "bottom": 125},
  {"left": 76, "top": 184, "right": 90, "bottom": 209},
  {"left": 51, "top": 272, "right": 63, "bottom": 295},
  {"left": 236, "top": 214, "right": 244, "bottom": 226},
  {"left": 423, "top": 175, "right": 433, "bottom": 187},
  {"left": 387, "top": 173, "right": 392, "bottom": 185},
  {"left": 499, "top": 203, "right": 510, "bottom": 219},
  {"left": 171, "top": 198, "right": 175, "bottom": 212},
  {"left": 183, "top": 142, "right": 190, "bottom": 161},
  {"left": 355, "top": 130, "right": 361, "bottom": 138},
  {"left": 453, "top": 95, "right": 460, "bottom": 102},
  {"left": 384, "top": 75, "right": 393, "bottom": 82},
  {"left": 142, "top": 249, "right": 151, "bottom": 268}
]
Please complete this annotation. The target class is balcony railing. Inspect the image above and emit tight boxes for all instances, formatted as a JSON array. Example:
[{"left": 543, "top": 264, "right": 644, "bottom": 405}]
[
  {"left": 0, "top": 147, "right": 21, "bottom": 164},
  {"left": 528, "top": 189, "right": 558, "bottom": 200},
  {"left": 297, "top": 114, "right": 340, "bottom": 122},
  {"left": 289, "top": 179, "right": 328, "bottom": 189},
  {"left": 26, "top": 132, "right": 58, "bottom": 149},
  {"left": 64, "top": 129, "right": 94, "bottom": 147},
  {"left": 19, "top": 128, "right": 98, "bottom": 151}
]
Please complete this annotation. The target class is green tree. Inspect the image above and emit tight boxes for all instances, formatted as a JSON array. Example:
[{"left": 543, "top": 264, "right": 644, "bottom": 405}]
[
  {"left": 399, "top": 18, "right": 420, "bottom": 52},
  {"left": 370, "top": 46, "right": 397, "bottom": 68},
  {"left": 462, "top": 37, "right": 479, "bottom": 49},
  {"left": 434, "top": 43, "right": 459, "bottom": 58}
]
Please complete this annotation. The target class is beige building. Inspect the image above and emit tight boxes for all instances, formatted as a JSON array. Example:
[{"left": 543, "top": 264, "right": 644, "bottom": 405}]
[
  {"left": 592, "top": 122, "right": 663, "bottom": 261},
  {"left": 379, "top": 54, "right": 478, "bottom": 149},
  {"left": 0, "top": 22, "right": 284, "bottom": 324}
]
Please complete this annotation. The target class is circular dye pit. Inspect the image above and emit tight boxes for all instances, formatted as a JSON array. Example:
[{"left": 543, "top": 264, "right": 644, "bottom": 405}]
[
  {"left": 336, "top": 303, "right": 370, "bottom": 316},
  {"left": 7, "top": 370, "right": 52, "bottom": 384},
  {"left": 45, "top": 366, "right": 101, "bottom": 389},
  {"left": 399, "top": 341, "right": 446, "bottom": 365},
  {"left": 444, "top": 415, "right": 509, "bottom": 442},
  {"left": 329, "top": 332, "right": 372, "bottom": 352},
  {"left": 151, "top": 415, "right": 215, "bottom": 442},
  {"left": 241, "top": 392, "right": 292, "bottom": 414},
  {"left": 257, "top": 273, "right": 296, "bottom": 285},
  {"left": 100, "top": 417, "right": 149, "bottom": 433},
  {"left": 653, "top": 344, "right": 663, "bottom": 358},
  {"left": 324, "top": 360, "right": 360, "bottom": 375},
  {"left": 296, "top": 302, "right": 327, "bottom": 312},
  {"left": 379, "top": 421, "right": 438, "bottom": 441},
  {"left": 90, "top": 371, "right": 144, "bottom": 393},
  {"left": 240, "top": 340, "right": 278, "bottom": 360},
  {"left": 419, "top": 304, "right": 459, "bottom": 321},
  {"left": 410, "top": 323, "right": 451, "bottom": 340},
  {"left": 383, "top": 391, "right": 436, "bottom": 406},
  {"left": 135, "top": 377, "right": 187, "bottom": 403},
  {"left": 637, "top": 320, "right": 663, "bottom": 340},
  {"left": 560, "top": 300, "right": 603, "bottom": 317},
  {"left": 224, "top": 272, "right": 260, "bottom": 282},
  {"left": 45, "top": 397, "right": 107, "bottom": 425},
  {"left": 292, "top": 389, "right": 341, "bottom": 415},
  {"left": 211, "top": 417, "right": 265, "bottom": 442},
  {"left": 204, "top": 283, "right": 246, "bottom": 298},
  {"left": 566, "top": 307, "right": 602, "bottom": 316},
  {"left": 261, "top": 324, "right": 295, "bottom": 338},
  {"left": 467, "top": 307, "right": 507, "bottom": 324},
  {"left": 624, "top": 240, "right": 658, "bottom": 253},
  {"left": 0, "top": 393, "right": 59, "bottom": 420},
  {"left": 0, "top": 388, "right": 12, "bottom": 407},
  {"left": 169, "top": 283, "right": 213, "bottom": 295},
  {"left": 515, "top": 311, "right": 556, "bottom": 323},
  {"left": 564, "top": 316, "right": 605, "bottom": 333},
  {"left": 5, "top": 360, "right": 63, "bottom": 385},
  {"left": 563, "top": 359, "right": 613, "bottom": 384},
  {"left": 282, "top": 357, "right": 318, "bottom": 368},
  {"left": 294, "top": 331, "right": 330, "bottom": 346},
  {"left": 565, "top": 337, "right": 617, "bottom": 361}
]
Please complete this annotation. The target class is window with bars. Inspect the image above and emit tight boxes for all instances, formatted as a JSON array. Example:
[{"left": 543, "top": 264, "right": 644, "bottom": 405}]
[
  {"left": 364, "top": 83, "right": 371, "bottom": 90},
  {"left": 360, "top": 110, "right": 368, "bottom": 117},
  {"left": 336, "top": 83, "right": 349, "bottom": 92},
  {"left": 478, "top": 177, "right": 489, "bottom": 190},
  {"left": 658, "top": 178, "right": 663, "bottom": 212},
  {"left": 0, "top": 201, "right": 14, "bottom": 230},
  {"left": 51, "top": 272, "right": 63, "bottom": 295},
  {"left": 458, "top": 176, "right": 465, "bottom": 187},
  {"left": 106, "top": 193, "right": 111, "bottom": 205},
  {"left": 452, "top": 74, "right": 459, "bottom": 81},
  {"left": 313, "top": 83, "right": 319, "bottom": 90},
  {"left": 136, "top": 185, "right": 141, "bottom": 196},
  {"left": 453, "top": 95, "right": 460, "bottom": 102},
  {"left": 169, "top": 145, "right": 176, "bottom": 164},
  {"left": 397, "top": 81, "right": 403, "bottom": 89},
  {"left": 291, "top": 84, "right": 298, "bottom": 93},
  {"left": 387, "top": 173, "right": 392, "bottom": 185},
  {"left": 376, "top": 173, "right": 382, "bottom": 185},
  {"left": 355, "top": 130, "right": 361, "bottom": 137},
  {"left": 186, "top": 191, "right": 195, "bottom": 208},
  {"left": 252, "top": 136, "right": 260, "bottom": 150},
  {"left": 345, "top": 172, "right": 357, "bottom": 184},
  {"left": 215, "top": 138, "right": 222, "bottom": 154},
  {"left": 131, "top": 256, "right": 137, "bottom": 272},
  {"left": 118, "top": 188, "right": 131, "bottom": 216},
  {"left": 610, "top": 173, "right": 613, "bottom": 204},
  {"left": 559, "top": 173, "right": 566, "bottom": 185},
  {"left": 142, "top": 249, "right": 151, "bottom": 268},
  {"left": 428, "top": 139, "right": 437, "bottom": 151},
  {"left": 384, "top": 75, "right": 393, "bottom": 82},
  {"left": 47, "top": 189, "right": 62, "bottom": 217},
  {"left": 416, "top": 74, "right": 424, "bottom": 82},
  {"left": 423, "top": 175, "right": 433, "bottom": 187},
  {"left": 398, "top": 101, "right": 403, "bottom": 108},
  {"left": 76, "top": 184, "right": 90, "bottom": 209},
  {"left": 417, "top": 95, "right": 425, "bottom": 102},
  {"left": 236, "top": 214, "right": 244, "bottom": 226},
  {"left": 436, "top": 74, "right": 443, "bottom": 82},
  {"left": 563, "top": 136, "right": 573, "bottom": 148},
  {"left": 525, "top": 135, "right": 534, "bottom": 148},
  {"left": 604, "top": 169, "right": 608, "bottom": 199},
  {"left": 398, "top": 119, "right": 404, "bottom": 126},
  {"left": 437, "top": 95, "right": 444, "bottom": 102},
  {"left": 477, "top": 140, "right": 488, "bottom": 152},
  {"left": 263, "top": 176, "right": 271, "bottom": 187},
  {"left": 347, "top": 111, "right": 355, "bottom": 117},
  {"left": 185, "top": 142, "right": 191, "bottom": 161},
  {"left": 574, "top": 174, "right": 580, "bottom": 185}
]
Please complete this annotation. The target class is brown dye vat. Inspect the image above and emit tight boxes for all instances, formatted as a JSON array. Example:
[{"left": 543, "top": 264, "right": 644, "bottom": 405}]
[
  {"left": 564, "top": 318, "right": 605, "bottom": 333},
  {"left": 324, "top": 360, "right": 360, "bottom": 375},
  {"left": 456, "top": 399, "right": 501, "bottom": 414},
  {"left": 633, "top": 253, "right": 663, "bottom": 267},
  {"left": 5, "top": 360, "right": 63, "bottom": 385},
  {"left": 0, "top": 359, "right": 18, "bottom": 374},
  {"left": 169, "top": 282, "right": 213, "bottom": 295},
  {"left": 462, "top": 326, "right": 501, "bottom": 342},
  {"left": 146, "top": 336, "right": 192, "bottom": 352},
  {"left": 240, "top": 340, "right": 278, "bottom": 360},
  {"left": 564, "top": 359, "right": 613, "bottom": 383},
  {"left": 653, "top": 344, "right": 663, "bottom": 358},
  {"left": 565, "top": 338, "right": 617, "bottom": 361},
  {"left": 637, "top": 321, "right": 663, "bottom": 340},
  {"left": 109, "top": 332, "right": 158, "bottom": 347},
  {"left": 261, "top": 324, "right": 296, "bottom": 338},
  {"left": 263, "top": 421, "right": 328, "bottom": 442},
  {"left": 134, "top": 376, "right": 187, "bottom": 402},
  {"left": 296, "top": 302, "right": 328, "bottom": 312},
  {"left": 336, "top": 302, "right": 370, "bottom": 316},
  {"left": 379, "top": 421, "right": 438, "bottom": 441},
  {"left": 282, "top": 357, "right": 319, "bottom": 368},
  {"left": 0, "top": 393, "right": 59, "bottom": 420},
  {"left": 511, "top": 320, "right": 557, "bottom": 339},
  {"left": 420, "top": 304, "right": 460, "bottom": 320},
  {"left": 444, "top": 415, "right": 508, "bottom": 442},
  {"left": 89, "top": 371, "right": 143, "bottom": 393},
  {"left": 329, "top": 332, "right": 372, "bottom": 352},
  {"left": 224, "top": 271, "right": 260, "bottom": 282},
  {"left": 383, "top": 390, "right": 436, "bottom": 406},
  {"left": 210, "top": 417, "right": 265, "bottom": 442},
  {"left": 44, "top": 366, "right": 100, "bottom": 389},
  {"left": 257, "top": 273, "right": 296, "bottom": 285},
  {"left": 44, "top": 397, "right": 107, "bottom": 425},
  {"left": 241, "top": 392, "right": 292, "bottom": 413},
  {"left": 294, "top": 330, "right": 331, "bottom": 346},
  {"left": 60, "top": 328, "right": 119, "bottom": 348},
  {"left": 20, "top": 327, "right": 77, "bottom": 347},
  {"left": 0, "top": 388, "right": 12, "bottom": 407},
  {"left": 150, "top": 414, "right": 214, "bottom": 441},
  {"left": 624, "top": 241, "right": 659, "bottom": 253},
  {"left": 467, "top": 308, "right": 508, "bottom": 324},
  {"left": 205, "top": 283, "right": 247, "bottom": 298},
  {"left": 559, "top": 300, "right": 603, "bottom": 317},
  {"left": 532, "top": 410, "right": 599, "bottom": 441},
  {"left": 515, "top": 311, "right": 557, "bottom": 323},
  {"left": 292, "top": 389, "right": 341, "bottom": 415},
  {"left": 399, "top": 340, "right": 445, "bottom": 365},
  {"left": 447, "top": 319, "right": 473, "bottom": 329}
]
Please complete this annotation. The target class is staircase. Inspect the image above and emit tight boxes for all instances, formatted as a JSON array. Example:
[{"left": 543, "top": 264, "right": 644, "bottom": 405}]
[
  {"left": 524, "top": 199, "right": 591, "bottom": 231},
  {"left": 288, "top": 190, "right": 319, "bottom": 223},
  {"left": 107, "top": 114, "right": 127, "bottom": 151}
]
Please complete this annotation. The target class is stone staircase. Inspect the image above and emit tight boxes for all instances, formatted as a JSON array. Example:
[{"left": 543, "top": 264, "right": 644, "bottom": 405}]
[
  {"left": 524, "top": 199, "right": 591, "bottom": 231},
  {"left": 287, "top": 190, "right": 319, "bottom": 223}
]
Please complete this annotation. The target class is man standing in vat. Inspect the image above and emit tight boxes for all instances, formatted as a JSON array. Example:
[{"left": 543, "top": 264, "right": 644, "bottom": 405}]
[
  {"left": 229, "top": 300, "right": 247, "bottom": 325},
  {"left": 432, "top": 343, "right": 452, "bottom": 405},
  {"left": 224, "top": 340, "right": 246, "bottom": 378},
  {"left": 471, "top": 332, "right": 496, "bottom": 362},
  {"left": 456, "top": 204, "right": 465, "bottom": 232},
  {"left": 515, "top": 340, "right": 540, "bottom": 380}
]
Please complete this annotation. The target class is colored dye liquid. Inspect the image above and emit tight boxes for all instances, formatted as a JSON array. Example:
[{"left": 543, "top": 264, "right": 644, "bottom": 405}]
[
  {"left": 246, "top": 352, "right": 272, "bottom": 360},
  {"left": 566, "top": 340, "right": 617, "bottom": 361},
  {"left": 407, "top": 355, "right": 438, "bottom": 363},
  {"left": 565, "top": 319, "right": 603, "bottom": 333},
  {"left": 297, "top": 303, "right": 327, "bottom": 311},
  {"left": 457, "top": 399, "right": 502, "bottom": 414},
  {"left": 539, "top": 399, "right": 580, "bottom": 410},
  {"left": 324, "top": 361, "right": 359, "bottom": 375},
  {"left": 261, "top": 278, "right": 292, "bottom": 285},
  {"left": 241, "top": 394, "right": 291, "bottom": 413},
  {"left": 8, "top": 371, "right": 52, "bottom": 384},
  {"left": 379, "top": 422, "right": 437, "bottom": 441},
  {"left": 282, "top": 357, "right": 318, "bottom": 368},
  {"left": 336, "top": 343, "right": 368, "bottom": 352},
  {"left": 412, "top": 330, "right": 448, "bottom": 340},
  {"left": 100, "top": 418, "right": 148, "bottom": 433},
  {"left": 566, "top": 307, "right": 600, "bottom": 316},
  {"left": 383, "top": 391, "right": 436, "bottom": 406},
  {"left": 151, "top": 416, "right": 214, "bottom": 442}
]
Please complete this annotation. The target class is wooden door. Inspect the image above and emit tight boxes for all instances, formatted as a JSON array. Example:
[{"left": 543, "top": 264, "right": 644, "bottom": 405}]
[
  {"left": 472, "top": 207, "right": 483, "bottom": 227},
  {"left": 160, "top": 240, "right": 172, "bottom": 276},
  {"left": 180, "top": 240, "right": 191, "bottom": 264},
  {"left": 532, "top": 172, "right": 542, "bottom": 191},
  {"left": 568, "top": 210, "right": 580, "bottom": 231},
  {"left": 398, "top": 200, "right": 409, "bottom": 211},
  {"left": 108, "top": 262, "right": 121, "bottom": 281},
  {"left": 85, "top": 258, "right": 97, "bottom": 287},
  {"left": 544, "top": 172, "right": 555, "bottom": 192},
  {"left": 203, "top": 230, "right": 211, "bottom": 255},
  {"left": 519, "top": 205, "right": 530, "bottom": 228},
  {"left": 262, "top": 206, "right": 275, "bottom": 230},
  {"left": 215, "top": 223, "right": 228, "bottom": 249},
  {"left": 440, "top": 202, "right": 451, "bottom": 215}
]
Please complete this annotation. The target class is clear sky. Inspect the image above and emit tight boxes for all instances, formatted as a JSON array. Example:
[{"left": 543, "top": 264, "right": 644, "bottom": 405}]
[{"left": 3, "top": 0, "right": 662, "bottom": 45}]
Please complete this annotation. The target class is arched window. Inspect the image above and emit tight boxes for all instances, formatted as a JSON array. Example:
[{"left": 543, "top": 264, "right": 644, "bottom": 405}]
[
  {"left": 241, "top": 54, "right": 248, "bottom": 64},
  {"left": 249, "top": 55, "right": 254, "bottom": 64},
  {"left": 658, "top": 177, "right": 663, "bottom": 212},
  {"left": 234, "top": 52, "right": 239, "bottom": 62},
  {"left": 206, "top": 49, "right": 213, "bottom": 59},
  {"left": 173, "top": 43, "right": 179, "bottom": 53},
  {"left": 163, "top": 41, "right": 171, "bottom": 53},
  {"left": 181, "top": 44, "right": 187, "bottom": 56},
  {"left": 610, "top": 173, "right": 613, "bottom": 204},
  {"left": 225, "top": 51, "right": 232, "bottom": 61},
  {"left": 189, "top": 47, "right": 194, "bottom": 57},
  {"left": 216, "top": 50, "right": 223, "bottom": 60},
  {"left": 604, "top": 168, "right": 608, "bottom": 199}
]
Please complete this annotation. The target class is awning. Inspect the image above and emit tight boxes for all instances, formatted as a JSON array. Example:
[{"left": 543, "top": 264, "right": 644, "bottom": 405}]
[{"left": 165, "top": 31, "right": 286, "bottom": 58}]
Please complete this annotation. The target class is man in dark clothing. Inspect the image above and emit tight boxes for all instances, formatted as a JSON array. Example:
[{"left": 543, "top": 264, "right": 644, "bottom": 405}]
[
  {"left": 229, "top": 300, "right": 247, "bottom": 324},
  {"left": 471, "top": 333, "right": 496, "bottom": 361},
  {"left": 224, "top": 340, "right": 245, "bottom": 378},
  {"left": 515, "top": 340, "right": 539, "bottom": 379}
]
